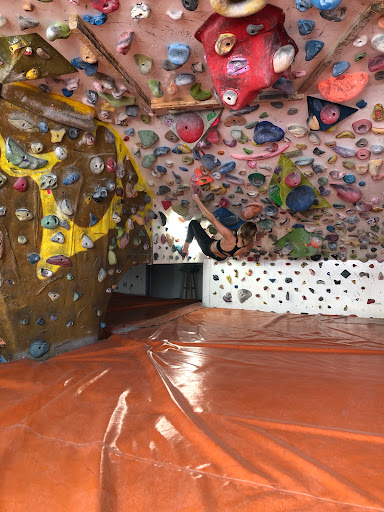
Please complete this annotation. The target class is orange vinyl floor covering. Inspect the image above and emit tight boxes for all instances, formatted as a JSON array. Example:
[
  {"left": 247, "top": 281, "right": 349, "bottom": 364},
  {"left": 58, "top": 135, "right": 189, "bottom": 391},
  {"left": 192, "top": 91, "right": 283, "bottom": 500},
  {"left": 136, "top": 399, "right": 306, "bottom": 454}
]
[{"left": 1, "top": 306, "right": 384, "bottom": 512}]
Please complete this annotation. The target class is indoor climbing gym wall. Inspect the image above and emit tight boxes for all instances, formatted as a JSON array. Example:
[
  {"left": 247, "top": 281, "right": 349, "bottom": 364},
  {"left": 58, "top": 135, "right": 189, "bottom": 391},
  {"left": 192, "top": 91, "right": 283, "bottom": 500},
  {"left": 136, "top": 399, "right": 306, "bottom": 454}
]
[{"left": 0, "top": 0, "right": 384, "bottom": 362}]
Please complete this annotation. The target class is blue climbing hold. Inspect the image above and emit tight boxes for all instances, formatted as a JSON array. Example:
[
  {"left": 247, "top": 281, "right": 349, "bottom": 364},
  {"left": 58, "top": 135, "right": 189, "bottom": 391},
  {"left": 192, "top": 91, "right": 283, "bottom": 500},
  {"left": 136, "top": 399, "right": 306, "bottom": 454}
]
[
  {"left": 253, "top": 121, "right": 284, "bottom": 144},
  {"left": 219, "top": 162, "right": 236, "bottom": 175},
  {"left": 62, "top": 88, "right": 73, "bottom": 97},
  {"left": 286, "top": 185, "right": 315, "bottom": 212},
  {"left": 179, "top": 167, "right": 189, "bottom": 172},
  {"left": 332, "top": 61, "right": 350, "bottom": 77},
  {"left": 292, "top": 223, "right": 305, "bottom": 228},
  {"left": 71, "top": 57, "right": 98, "bottom": 76},
  {"left": 172, "top": 147, "right": 183, "bottom": 154},
  {"left": 82, "top": 12, "right": 107, "bottom": 25},
  {"left": 39, "top": 121, "right": 48, "bottom": 133},
  {"left": 193, "top": 149, "right": 201, "bottom": 160},
  {"left": 296, "top": 0, "right": 313, "bottom": 11},
  {"left": 168, "top": 44, "right": 191, "bottom": 66},
  {"left": 202, "top": 154, "right": 221, "bottom": 170},
  {"left": 356, "top": 100, "right": 367, "bottom": 109},
  {"left": 326, "top": 225, "right": 335, "bottom": 232},
  {"left": 63, "top": 172, "right": 80, "bottom": 185},
  {"left": 359, "top": 181, "right": 365, "bottom": 186},
  {"left": 29, "top": 339, "right": 50, "bottom": 358},
  {"left": 305, "top": 40, "right": 324, "bottom": 61},
  {"left": 297, "top": 19, "right": 315, "bottom": 35},
  {"left": 36, "top": 318, "right": 45, "bottom": 325},
  {"left": 311, "top": 0, "right": 342, "bottom": 9},
  {"left": 28, "top": 254, "right": 40, "bottom": 264},
  {"left": 343, "top": 174, "right": 356, "bottom": 184},
  {"left": 154, "top": 146, "right": 170, "bottom": 156},
  {"left": 89, "top": 213, "right": 98, "bottom": 227},
  {"left": 156, "top": 165, "right": 167, "bottom": 174},
  {"left": 124, "top": 128, "right": 135, "bottom": 136}
]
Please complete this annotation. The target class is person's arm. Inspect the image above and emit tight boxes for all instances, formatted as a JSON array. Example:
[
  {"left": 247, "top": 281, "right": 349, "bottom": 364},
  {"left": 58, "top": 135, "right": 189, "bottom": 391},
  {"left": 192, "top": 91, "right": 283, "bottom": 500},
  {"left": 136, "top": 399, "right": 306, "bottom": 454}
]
[{"left": 192, "top": 194, "right": 234, "bottom": 239}]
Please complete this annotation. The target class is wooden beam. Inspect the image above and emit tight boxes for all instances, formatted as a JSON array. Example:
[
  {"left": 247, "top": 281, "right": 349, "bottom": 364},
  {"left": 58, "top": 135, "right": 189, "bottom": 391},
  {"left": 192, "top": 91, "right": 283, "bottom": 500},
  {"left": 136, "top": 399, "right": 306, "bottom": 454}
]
[
  {"left": 298, "top": 1, "right": 384, "bottom": 94},
  {"left": 150, "top": 92, "right": 304, "bottom": 116},
  {"left": 69, "top": 13, "right": 152, "bottom": 113}
]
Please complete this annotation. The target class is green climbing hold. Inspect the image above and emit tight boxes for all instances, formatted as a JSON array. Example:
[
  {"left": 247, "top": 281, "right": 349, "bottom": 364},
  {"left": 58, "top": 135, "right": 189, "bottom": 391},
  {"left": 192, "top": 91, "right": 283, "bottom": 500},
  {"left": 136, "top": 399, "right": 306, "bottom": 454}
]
[
  {"left": 243, "top": 148, "right": 253, "bottom": 155},
  {"left": 138, "top": 130, "right": 159, "bottom": 148},
  {"left": 190, "top": 83, "right": 212, "bottom": 101},
  {"left": 148, "top": 80, "right": 163, "bottom": 98},
  {"left": 141, "top": 114, "right": 151, "bottom": 124},
  {"left": 134, "top": 54, "right": 153, "bottom": 75},
  {"left": 98, "top": 92, "right": 136, "bottom": 108},
  {"left": 142, "top": 154, "right": 157, "bottom": 168},
  {"left": 259, "top": 112, "right": 269, "bottom": 118}
]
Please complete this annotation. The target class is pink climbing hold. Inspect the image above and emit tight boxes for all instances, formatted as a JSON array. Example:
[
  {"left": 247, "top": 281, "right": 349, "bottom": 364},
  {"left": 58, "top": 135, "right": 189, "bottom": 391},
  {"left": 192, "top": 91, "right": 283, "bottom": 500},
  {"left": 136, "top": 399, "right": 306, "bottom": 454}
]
[
  {"left": 284, "top": 171, "right": 301, "bottom": 187},
  {"left": 90, "top": 0, "right": 119, "bottom": 13},
  {"left": 319, "top": 104, "right": 340, "bottom": 124},
  {"left": 176, "top": 112, "right": 205, "bottom": 143},
  {"left": 206, "top": 128, "right": 220, "bottom": 144},
  {"left": 116, "top": 31, "right": 133, "bottom": 55},
  {"left": 13, "top": 177, "right": 28, "bottom": 192},
  {"left": 330, "top": 183, "right": 362, "bottom": 203}
]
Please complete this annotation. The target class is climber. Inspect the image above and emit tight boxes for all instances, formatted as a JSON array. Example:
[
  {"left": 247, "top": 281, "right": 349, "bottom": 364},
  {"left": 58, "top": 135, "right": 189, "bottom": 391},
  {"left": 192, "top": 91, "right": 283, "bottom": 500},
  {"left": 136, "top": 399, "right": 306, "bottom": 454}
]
[{"left": 182, "top": 194, "right": 258, "bottom": 261}]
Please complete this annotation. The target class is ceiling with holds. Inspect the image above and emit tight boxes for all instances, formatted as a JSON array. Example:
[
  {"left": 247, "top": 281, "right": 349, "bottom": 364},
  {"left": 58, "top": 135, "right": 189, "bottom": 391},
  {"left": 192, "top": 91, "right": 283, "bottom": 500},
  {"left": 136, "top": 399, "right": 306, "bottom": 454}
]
[{"left": 1, "top": 0, "right": 377, "bottom": 265}]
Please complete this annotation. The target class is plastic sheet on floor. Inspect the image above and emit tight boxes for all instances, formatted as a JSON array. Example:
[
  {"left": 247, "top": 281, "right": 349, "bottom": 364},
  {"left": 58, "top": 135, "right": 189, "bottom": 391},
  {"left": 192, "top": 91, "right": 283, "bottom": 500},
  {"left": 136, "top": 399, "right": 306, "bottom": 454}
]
[{"left": 1, "top": 308, "right": 384, "bottom": 512}]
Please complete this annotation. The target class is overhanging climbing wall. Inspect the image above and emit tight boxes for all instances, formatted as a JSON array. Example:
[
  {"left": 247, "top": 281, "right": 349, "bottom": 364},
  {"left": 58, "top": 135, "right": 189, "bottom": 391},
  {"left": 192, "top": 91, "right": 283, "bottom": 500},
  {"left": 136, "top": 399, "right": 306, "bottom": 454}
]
[{"left": 0, "top": 84, "right": 152, "bottom": 361}]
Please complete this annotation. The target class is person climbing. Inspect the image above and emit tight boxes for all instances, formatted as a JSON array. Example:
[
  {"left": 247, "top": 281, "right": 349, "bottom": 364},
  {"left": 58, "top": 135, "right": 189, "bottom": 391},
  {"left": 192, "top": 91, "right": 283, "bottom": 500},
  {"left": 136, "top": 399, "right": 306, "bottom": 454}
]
[{"left": 182, "top": 194, "right": 258, "bottom": 261}]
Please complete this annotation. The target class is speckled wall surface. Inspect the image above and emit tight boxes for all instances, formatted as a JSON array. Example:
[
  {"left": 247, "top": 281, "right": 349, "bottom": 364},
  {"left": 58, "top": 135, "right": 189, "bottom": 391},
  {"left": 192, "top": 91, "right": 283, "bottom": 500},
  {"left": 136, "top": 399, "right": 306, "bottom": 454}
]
[{"left": 0, "top": 0, "right": 384, "bottom": 353}]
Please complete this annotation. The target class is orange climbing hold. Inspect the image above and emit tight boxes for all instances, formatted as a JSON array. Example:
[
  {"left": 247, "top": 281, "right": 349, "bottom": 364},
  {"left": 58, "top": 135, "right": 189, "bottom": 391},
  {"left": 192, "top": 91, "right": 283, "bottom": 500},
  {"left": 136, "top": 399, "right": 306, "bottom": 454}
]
[{"left": 318, "top": 72, "right": 369, "bottom": 103}]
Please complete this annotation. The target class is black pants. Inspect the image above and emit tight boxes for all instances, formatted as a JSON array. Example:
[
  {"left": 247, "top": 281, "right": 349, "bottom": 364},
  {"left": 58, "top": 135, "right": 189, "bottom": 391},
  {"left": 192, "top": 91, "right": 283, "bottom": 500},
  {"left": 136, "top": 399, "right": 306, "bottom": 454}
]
[{"left": 186, "top": 220, "right": 225, "bottom": 261}]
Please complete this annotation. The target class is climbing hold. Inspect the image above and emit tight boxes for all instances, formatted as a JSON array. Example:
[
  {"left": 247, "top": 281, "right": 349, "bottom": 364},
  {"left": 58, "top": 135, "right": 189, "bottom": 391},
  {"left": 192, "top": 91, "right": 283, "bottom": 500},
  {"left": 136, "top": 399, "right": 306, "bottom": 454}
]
[
  {"left": 41, "top": 215, "right": 59, "bottom": 229},
  {"left": 148, "top": 80, "right": 163, "bottom": 98},
  {"left": 90, "top": 0, "right": 119, "bottom": 13},
  {"left": 190, "top": 83, "right": 211, "bottom": 101},
  {"left": 17, "top": 15, "right": 39, "bottom": 30},
  {"left": 215, "top": 33, "right": 237, "bottom": 56},
  {"left": 320, "top": 7, "right": 346, "bottom": 22},
  {"left": 253, "top": 122, "right": 284, "bottom": 144},
  {"left": 15, "top": 208, "right": 34, "bottom": 221},
  {"left": 330, "top": 184, "right": 362, "bottom": 203},
  {"left": 168, "top": 43, "right": 190, "bottom": 66},
  {"left": 238, "top": 289, "right": 252, "bottom": 303},
  {"left": 13, "top": 177, "right": 28, "bottom": 192},
  {"left": 332, "top": 61, "right": 350, "bottom": 77},
  {"left": 273, "top": 45, "right": 296, "bottom": 73},
  {"left": 287, "top": 125, "right": 308, "bottom": 138},
  {"left": 6, "top": 138, "right": 48, "bottom": 169},
  {"left": 297, "top": 19, "right": 315, "bottom": 35},
  {"left": 305, "top": 40, "right": 324, "bottom": 61},
  {"left": 210, "top": 0, "right": 268, "bottom": 17},
  {"left": 29, "top": 340, "right": 50, "bottom": 358},
  {"left": 116, "top": 31, "right": 133, "bottom": 55},
  {"left": 81, "top": 234, "right": 94, "bottom": 249},
  {"left": 174, "top": 74, "right": 196, "bottom": 86},
  {"left": 134, "top": 54, "right": 153, "bottom": 75},
  {"left": 45, "top": 256, "right": 71, "bottom": 269},
  {"left": 131, "top": 3, "right": 151, "bottom": 20},
  {"left": 46, "top": 23, "right": 71, "bottom": 41},
  {"left": 138, "top": 130, "right": 159, "bottom": 148},
  {"left": 142, "top": 154, "right": 157, "bottom": 168},
  {"left": 39, "top": 173, "right": 57, "bottom": 191},
  {"left": 286, "top": 185, "right": 315, "bottom": 212},
  {"left": 182, "top": 0, "right": 198, "bottom": 11},
  {"left": 83, "top": 13, "right": 108, "bottom": 25},
  {"left": 318, "top": 73, "right": 369, "bottom": 102},
  {"left": 51, "top": 232, "right": 65, "bottom": 244}
]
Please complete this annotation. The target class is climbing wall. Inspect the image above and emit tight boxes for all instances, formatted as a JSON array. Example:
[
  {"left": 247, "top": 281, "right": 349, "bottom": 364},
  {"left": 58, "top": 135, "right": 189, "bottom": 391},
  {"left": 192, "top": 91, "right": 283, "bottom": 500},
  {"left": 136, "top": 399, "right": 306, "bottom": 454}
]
[
  {"left": 203, "top": 259, "right": 384, "bottom": 317},
  {"left": 0, "top": 0, "right": 384, "bottom": 362},
  {"left": 0, "top": 84, "right": 152, "bottom": 361}
]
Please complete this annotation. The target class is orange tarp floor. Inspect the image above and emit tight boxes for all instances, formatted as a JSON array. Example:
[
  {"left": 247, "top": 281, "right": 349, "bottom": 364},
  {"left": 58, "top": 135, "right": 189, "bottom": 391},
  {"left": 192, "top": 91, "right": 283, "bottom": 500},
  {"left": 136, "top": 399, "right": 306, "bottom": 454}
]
[{"left": 1, "top": 307, "right": 384, "bottom": 512}]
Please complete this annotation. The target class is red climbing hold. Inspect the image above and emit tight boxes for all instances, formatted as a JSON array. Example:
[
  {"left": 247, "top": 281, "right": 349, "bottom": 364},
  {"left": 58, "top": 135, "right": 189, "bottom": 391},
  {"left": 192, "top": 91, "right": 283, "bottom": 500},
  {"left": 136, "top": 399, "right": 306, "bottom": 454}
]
[{"left": 176, "top": 113, "right": 205, "bottom": 143}]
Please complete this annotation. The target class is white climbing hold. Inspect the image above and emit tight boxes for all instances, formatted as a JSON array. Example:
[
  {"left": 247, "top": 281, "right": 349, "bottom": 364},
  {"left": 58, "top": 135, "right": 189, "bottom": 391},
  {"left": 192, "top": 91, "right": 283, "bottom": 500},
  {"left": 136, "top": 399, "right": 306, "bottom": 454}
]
[
  {"left": 131, "top": 3, "right": 151, "bottom": 20},
  {"left": 98, "top": 268, "right": 107, "bottom": 282},
  {"left": 273, "top": 44, "right": 295, "bottom": 74},
  {"left": 81, "top": 234, "right": 94, "bottom": 249},
  {"left": 222, "top": 89, "right": 238, "bottom": 106},
  {"left": 166, "top": 9, "right": 183, "bottom": 20},
  {"left": 371, "top": 34, "right": 384, "bottom": 53},
  {"left": 60, "top": 199, "right": 73, "bottom": 216},
  {"left": 353, "top": 35, "right": 368, "bottom": 47}
]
